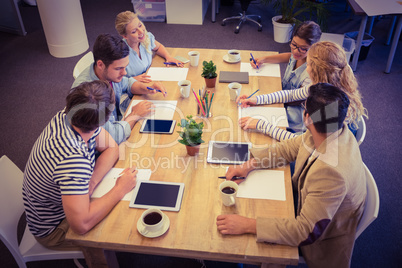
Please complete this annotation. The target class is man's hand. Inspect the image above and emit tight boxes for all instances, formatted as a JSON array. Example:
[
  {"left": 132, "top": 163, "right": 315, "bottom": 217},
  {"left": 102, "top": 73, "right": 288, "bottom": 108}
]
[
  {"left": 216, "top": 214, "right": 256, "bottom": 235},
  {"left": 114, "top": 167, "right": 137, "bottom": 196},
  {"left": 239, "top": 116, "right": 259, "bottom": 131},
  {"left": 148, "top": 82, "right": 167, "bottom": 97},
  {"left": 236, "top": 95, "right": 257, "bottom": 108}
]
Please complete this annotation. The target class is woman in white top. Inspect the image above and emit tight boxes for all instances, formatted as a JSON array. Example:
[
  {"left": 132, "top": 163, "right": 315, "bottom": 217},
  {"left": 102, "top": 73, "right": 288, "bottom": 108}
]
[
  {"left": 115, "top": 11, "right": 183, "bottom": 83},
  {"left": 238, "top": 41, "right": 368, "bottom": 141}
]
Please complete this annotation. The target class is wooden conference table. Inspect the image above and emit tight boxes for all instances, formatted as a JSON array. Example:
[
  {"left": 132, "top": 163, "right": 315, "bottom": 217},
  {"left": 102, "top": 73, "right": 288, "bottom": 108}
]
[{"left": 66, "top": 48, "right": 299, "bottom": 267}]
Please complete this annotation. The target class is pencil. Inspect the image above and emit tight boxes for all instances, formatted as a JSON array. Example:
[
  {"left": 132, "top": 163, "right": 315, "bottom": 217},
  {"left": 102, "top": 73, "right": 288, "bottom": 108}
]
[
  {"left": 192, "top": 89, "right": 206, "bottom": 116},
  {"left": 246, "top": 89, "right": 260, "bottom": 99}
]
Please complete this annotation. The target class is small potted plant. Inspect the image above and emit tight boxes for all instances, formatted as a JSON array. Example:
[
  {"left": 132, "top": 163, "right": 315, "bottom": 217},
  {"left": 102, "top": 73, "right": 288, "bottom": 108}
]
[
  {"left": 177, "top": 115, "right": 205, "bottom": 156},
  {"left": 201, "top": 60, "right": 217, "bottom": 88}
]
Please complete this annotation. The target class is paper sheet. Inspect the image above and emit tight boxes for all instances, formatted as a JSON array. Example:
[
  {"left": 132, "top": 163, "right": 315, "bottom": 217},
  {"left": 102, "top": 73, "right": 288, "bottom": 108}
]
[
  {"left": 237, "top": 169, "right": 286, "bottom": 201},
  {"left": 146, "top": 67, "right": 189, "bottom": 81},
  {"left": 239, "top": 106, "right": 289, "bottom": 127},
  {"left": 92, "top": 168, "right": 152, "bottom": 201},
  {"left": 127, "top": 100, "right": 177, "bottom": 120},
  {"left": 240, "top": 62, "right": 281, "bottom": 77}
]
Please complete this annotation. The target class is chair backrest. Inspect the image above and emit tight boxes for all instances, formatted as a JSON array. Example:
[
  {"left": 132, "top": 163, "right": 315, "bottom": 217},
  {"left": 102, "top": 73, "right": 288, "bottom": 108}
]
[
  {"left": 0, "top": 156, "right": 84, "bottom": 267},
  {"left": 73, "top": 51, "right": 94, "bottom": 79},
  {"left": 0, "top": 155, "right": 27, "bottom": 267},
  {"left": 356, "top": 163, "right": 380, "bottom": 239},
  {"left": 355, "top": 116, "right": 366, "bottom": 146}
]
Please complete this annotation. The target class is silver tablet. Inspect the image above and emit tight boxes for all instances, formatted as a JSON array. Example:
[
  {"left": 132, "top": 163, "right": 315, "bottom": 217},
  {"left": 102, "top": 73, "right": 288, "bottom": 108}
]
[
  {"left": 140, "top": 119, "right": 176, "bottom": 134},
  {"left": 207, "top": 141, "right": 252, "bottom": 165},
  {"left": 129, "top": 180, "right": 185, "bottom": 212}
]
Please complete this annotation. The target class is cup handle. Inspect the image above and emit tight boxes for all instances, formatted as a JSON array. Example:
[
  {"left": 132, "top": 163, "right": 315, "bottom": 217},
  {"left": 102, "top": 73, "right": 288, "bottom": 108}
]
[
  {"left": 229, "top": 195, "right": 235, "bottom": 205},
  {"left": 140, "top": 226, "right": 149, "bottom": 235}
]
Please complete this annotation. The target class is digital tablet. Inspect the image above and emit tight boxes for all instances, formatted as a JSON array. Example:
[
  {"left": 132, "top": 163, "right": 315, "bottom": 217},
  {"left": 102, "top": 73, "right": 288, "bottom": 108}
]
[
  {"left": 207, "top": 141, "right": 252, "bottom": 164},
  {"left": 140, "top": 119, "right": 176, "bottom": 134},
  {"left": 129, "top": 181, "right": 185, "bottom": 212}
]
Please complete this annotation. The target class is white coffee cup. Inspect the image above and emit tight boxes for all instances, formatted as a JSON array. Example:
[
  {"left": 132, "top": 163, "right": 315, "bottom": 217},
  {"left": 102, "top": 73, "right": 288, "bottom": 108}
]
[
  {"left": 188, "top": 51, "right": 200, "bottom": 67},
  {"left": 228, "top": 49, "right": 241, "bottom": 62},
  {"left": 228, "top": 82, "right": 242, "bottom": 101},
  {"left": 140, "top": 208, "right": 165, "bottom": 234},
  {"left": 178, "top": 80, "right": 191, "bottom": 98},
  {"left": 219, "top": 180, "right": 239, "bottom": 206}
]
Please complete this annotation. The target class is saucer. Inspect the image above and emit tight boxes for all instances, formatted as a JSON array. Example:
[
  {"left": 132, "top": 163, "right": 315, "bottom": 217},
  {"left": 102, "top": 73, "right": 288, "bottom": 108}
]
[
  {"left": 137, "top": 214, "right": 170, "bottom": 238},
  {"left": 223, "top": 54, "right": 241, "bottom": 63}
]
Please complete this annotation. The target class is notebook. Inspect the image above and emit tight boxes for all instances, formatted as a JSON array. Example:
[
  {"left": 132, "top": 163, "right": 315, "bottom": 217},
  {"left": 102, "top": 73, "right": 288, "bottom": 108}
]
[{"left": 219, "top": 71, "right": 249, "bottom": 84}]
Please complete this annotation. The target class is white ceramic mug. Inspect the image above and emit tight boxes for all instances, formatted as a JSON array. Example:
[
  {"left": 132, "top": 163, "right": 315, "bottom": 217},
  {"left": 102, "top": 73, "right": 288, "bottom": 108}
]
[
  {"left": 228, "top": 82, "right": 242, "bottom": 101},
  {"left": 228, "top": 49, "right": 241, "bottom": 62},
  {"left": 140, "top": 208, "right": 165, "bottom": 234},
  {"left": 219, "top": 180, "right": 239, "bottom": 206},
  {"left": 188, "top": 51, "right": 200, "bottom": 67},
  {"left": 178, "top": 80, "right": 191, "bottom": 98}
]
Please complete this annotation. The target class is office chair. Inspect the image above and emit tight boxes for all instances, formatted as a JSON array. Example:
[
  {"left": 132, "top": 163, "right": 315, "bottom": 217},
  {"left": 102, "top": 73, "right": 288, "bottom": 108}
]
[
  {"left": 221, "top": 0, "right": 262, "bottom": 34},
  {"left": 73, "top": 51, "right": 94, "bottom": 79},
  {"left": 0, "top": 155, "right": 84, "bottom": 268},
  {"left": 299, "top": 162, "right": 379, "bottom": 264},
  {"left": 355, "top": 116, "right": 366, "bottom": 146}
]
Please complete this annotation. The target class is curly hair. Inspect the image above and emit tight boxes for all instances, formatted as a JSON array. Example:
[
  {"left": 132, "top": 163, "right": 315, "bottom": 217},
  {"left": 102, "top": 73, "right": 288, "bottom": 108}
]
[
  {"left": 115, "top": 11, "right": 151, "bottom": 54},
  {"left": 307, "top": 41, "right": 368, "bottom": 129}
]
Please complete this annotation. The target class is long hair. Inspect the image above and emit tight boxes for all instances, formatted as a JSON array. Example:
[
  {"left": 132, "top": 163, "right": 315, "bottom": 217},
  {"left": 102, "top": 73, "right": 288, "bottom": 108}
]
[
  {"left": 115, "top": 11, "right": 151, "bottom": 54},
  {"left": 307, "top": 41, "right": 368, "bottom": 129},
  {"left": 292, "top": 20, "right": 322, "bottom": 46}
]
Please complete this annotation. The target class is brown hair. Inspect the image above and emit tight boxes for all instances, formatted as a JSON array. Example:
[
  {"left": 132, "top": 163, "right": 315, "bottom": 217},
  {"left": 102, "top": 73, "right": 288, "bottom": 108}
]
[
  {"left": 66, "top": 80, "right": 115, "bottom": 132},
  {"left": 292, "top": 21, "right": 322, "bottom": 46},
  {"left": 307, "top": 41, "right": 368, "bottom": 128}
]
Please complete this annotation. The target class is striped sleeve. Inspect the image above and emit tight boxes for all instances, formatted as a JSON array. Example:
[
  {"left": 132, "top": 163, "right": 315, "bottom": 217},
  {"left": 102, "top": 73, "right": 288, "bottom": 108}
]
[
  {"left": 256, "top": 120, "right": 298, "bottom": 141},
  {"left": 256, "top": 86, "right": 310, "bottom": 105},
  {"left": 53, "top": 156, "right": 91, "bottom": 195}
]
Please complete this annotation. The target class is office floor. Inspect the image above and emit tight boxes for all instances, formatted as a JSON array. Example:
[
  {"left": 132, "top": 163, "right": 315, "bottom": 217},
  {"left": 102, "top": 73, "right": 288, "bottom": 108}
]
[{"left": 0, "top": 0, "right": 401, "bottom": 267}]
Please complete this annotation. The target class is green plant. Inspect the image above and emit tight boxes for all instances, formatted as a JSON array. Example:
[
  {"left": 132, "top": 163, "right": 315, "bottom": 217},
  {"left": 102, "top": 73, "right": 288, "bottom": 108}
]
[
  {"left": 201, "top": 60, "right": 217, "bottom": 79},
  {"left": 177, "top": 115, "right": 204, "bottom": 146},
  {"left": 261, "top": 0, "right": 330, "bottom": 30}
]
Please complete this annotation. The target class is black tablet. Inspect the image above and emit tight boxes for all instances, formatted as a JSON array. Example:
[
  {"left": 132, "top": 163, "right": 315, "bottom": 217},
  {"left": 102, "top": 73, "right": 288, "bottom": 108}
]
[
  {"left": 207, "top": 141, "right": 251, "bottom": 164},
  {"left": 129, "top": 181, "right": 185, "bottom": 212},
  {"left": 140, "top": 119, "right": 176, "bottom": 134}
]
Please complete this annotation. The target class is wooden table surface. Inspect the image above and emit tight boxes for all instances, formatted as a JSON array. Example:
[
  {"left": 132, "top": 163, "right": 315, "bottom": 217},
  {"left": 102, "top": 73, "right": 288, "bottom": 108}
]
[{"left": 66, "top": 48, "right": 299, "bottom": 268}]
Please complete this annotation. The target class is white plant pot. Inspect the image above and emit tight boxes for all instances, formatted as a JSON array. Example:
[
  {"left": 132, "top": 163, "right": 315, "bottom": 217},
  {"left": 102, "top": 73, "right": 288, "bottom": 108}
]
[{"left": 272, "top": 15, "right": 294, "bottom": 43}]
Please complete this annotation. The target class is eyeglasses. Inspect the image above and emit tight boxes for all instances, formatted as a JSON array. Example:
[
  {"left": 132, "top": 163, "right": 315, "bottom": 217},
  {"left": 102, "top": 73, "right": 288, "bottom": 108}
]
[{"left": 289, "top": 42, "right": 309, "bottom": 54}]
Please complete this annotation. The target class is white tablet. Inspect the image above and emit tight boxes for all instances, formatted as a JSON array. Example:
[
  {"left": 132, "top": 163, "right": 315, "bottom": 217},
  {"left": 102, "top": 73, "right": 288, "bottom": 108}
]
[
  {"left": 140, "top": 119, "right": 176, "bottom": 134},
  {"left": 207, "top": 141, "right": 252, "bottom": 165},
  {"left": 129, "top": 180, "right": 185, "bottom": 212}
]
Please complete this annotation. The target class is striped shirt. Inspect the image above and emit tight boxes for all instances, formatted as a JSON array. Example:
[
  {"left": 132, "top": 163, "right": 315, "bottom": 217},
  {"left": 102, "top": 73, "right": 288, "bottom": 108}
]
[
  {"left": 22, "top": 110, "right": 100, "bottom": 237},
  {"left": 254, "top": 86, "right": 309, "bottom": 141}
]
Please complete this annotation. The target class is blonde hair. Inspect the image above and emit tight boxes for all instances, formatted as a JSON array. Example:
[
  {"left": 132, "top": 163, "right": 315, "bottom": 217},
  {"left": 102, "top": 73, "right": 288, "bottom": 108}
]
[
  {"left": 307, "top": 41, "right": 368, "bottom": 129},
  {"left": 115, "top": 11, "right": 151, "bottom": 54}
]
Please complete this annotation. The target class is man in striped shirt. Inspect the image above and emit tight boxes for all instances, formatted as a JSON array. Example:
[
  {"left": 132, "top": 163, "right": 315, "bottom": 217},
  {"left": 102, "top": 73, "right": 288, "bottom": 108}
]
[{"left": 23, "top": 81, "right": 137, "bottom": 250}]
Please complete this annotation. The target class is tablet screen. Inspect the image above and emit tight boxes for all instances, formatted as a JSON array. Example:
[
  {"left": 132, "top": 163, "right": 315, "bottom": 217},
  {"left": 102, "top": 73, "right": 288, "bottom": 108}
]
[
  {"left": 129, "top": 181, "right": 184, "bottom": 211},
  {"left": 207, "top": 141, "right": 251, "bottom": 164},
  {"left": 140, "top": 119, "right": 175, "bottom": 134}
]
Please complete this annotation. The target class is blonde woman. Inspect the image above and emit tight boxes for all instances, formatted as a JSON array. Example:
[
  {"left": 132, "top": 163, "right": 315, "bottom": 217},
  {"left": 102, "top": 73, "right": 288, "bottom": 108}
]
[
  {"left": 115, "top": 11, "right": 183, "bottom": 83},
  {"left": 238, "top": 41, "right": 368, "bottom": 141}
]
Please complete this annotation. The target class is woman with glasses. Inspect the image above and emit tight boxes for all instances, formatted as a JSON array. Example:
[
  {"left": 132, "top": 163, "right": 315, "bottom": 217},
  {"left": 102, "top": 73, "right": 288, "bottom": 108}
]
[
  {"left": 115, "top": 11, "right": 184, "bottom": 83},
  {"left": 246, "top": 21, "right": 322, "bottom": 135},
  {"left": 238, "top": 41, "right": 368, "bottom": 141}
]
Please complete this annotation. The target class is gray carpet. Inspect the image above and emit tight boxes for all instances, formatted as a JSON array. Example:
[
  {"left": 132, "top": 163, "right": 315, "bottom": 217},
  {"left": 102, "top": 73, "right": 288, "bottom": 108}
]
[{"left": 0, "top": 0, "right": 401, "bottom": 267}]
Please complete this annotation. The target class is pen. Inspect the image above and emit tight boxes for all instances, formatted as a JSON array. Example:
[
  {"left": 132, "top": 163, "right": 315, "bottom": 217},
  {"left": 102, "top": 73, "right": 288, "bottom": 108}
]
[
  {"left": 163, "top": 62, "right": 178, "bottom": 66},
  {"left": 246, "top": 89, "right": 259, "bottom": 99},
  {"left": 147, "top": 86, "right": 163, "bottom": 94},
  {"left": 250, "top": 53, "right": 259, "bottom": 70},
  {"left": 218, "top": 176, "right": 246, "bottom": 180}
]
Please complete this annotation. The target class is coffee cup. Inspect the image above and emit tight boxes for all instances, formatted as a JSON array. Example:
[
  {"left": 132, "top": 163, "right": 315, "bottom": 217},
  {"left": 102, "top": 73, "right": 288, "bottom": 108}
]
[
  {"left": 228, "top": 82, "right": 242, "bottom": 101},
  {"left": 178, "top": 80, "right": 191, "bottom": 98},
  {"left": 228, "top": 49, "right": 241, "bottom": 62},
  {"left": 188, "top": 51, "right": 200, "bottom": 67},
  {"left": 219, "top": 180, "right": 239, "bottom": 206},
  {"left": 140, "top": 208, "right": 165, "bottom": 234}
]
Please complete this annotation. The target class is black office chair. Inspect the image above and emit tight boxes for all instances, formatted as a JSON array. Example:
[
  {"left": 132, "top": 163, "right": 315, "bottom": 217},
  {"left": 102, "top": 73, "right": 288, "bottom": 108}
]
[{"left": 221, "top": 0, "right": 262, "bottom": 34}]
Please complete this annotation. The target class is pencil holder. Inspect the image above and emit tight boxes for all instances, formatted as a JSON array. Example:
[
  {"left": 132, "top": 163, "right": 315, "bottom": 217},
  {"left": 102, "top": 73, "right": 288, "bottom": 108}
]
[{"left": 196, "top": 100, "right": 212, "bottom": 118}]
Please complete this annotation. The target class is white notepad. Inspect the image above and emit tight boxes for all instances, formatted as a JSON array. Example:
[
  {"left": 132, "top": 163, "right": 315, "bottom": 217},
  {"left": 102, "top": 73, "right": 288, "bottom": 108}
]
[
  {"left": 239, "top": 106, "right": 289, "bottom": 127},
  {"left": 127, "top": 100, "right": 177, "bottom": 120},
  {"left": 240, "top": 62, "right": 281, "bottom": 77},
  {"left": 92, "top": 168, "right": 152, "bottom": 201},
  {"left": 146, "top": 67, "right": 189, "bottom": 81},
  {"left": 237, "top": 169, "right": 286, "bottom": 201}
]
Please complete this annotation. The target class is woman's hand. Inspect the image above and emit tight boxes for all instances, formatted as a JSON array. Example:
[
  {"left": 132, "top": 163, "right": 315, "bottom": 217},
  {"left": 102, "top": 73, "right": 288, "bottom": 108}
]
[{"left": 239, "top": 117, "right": 258, "bottom": 130}]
